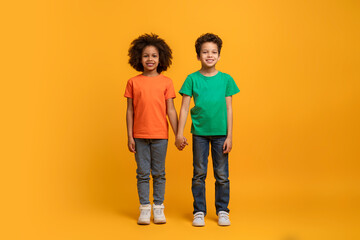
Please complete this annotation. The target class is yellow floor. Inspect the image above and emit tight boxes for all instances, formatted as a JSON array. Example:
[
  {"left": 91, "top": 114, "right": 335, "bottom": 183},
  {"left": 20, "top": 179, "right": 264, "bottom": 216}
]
[
  {"left": 8, "top": 179, "right": 359, "bottom": 240},
  {"left": 12, "top": 198, "right": 359, "bottom": 240}
]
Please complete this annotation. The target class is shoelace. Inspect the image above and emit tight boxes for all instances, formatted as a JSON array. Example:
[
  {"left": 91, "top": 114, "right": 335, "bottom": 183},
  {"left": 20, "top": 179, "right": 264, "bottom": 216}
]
[
  {"left": 142, "top": 209, "right": 150, "bottom": 215},
  {"left": 219, "top": 212, "right": 229, "bottom": 220},
  {"left": 154, "top": 209, "right": 163, "bottom": 215},
  {"left": 140, "top": 207, "right": 151, "bottom": 217},
  {"left": 194, "top": 213, "right": 204, "bottom": 220}
]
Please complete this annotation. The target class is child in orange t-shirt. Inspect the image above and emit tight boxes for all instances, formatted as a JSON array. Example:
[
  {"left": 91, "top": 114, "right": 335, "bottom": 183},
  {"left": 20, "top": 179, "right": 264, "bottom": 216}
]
[{"left": 124, "top": 33, "right": 178, "bottom": 225}]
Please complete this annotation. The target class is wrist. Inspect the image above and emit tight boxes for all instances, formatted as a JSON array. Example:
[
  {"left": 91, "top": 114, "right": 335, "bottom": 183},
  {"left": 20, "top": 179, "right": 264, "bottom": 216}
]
[{"left": 176, "top": 133, "right": 183, "bottom": 139}]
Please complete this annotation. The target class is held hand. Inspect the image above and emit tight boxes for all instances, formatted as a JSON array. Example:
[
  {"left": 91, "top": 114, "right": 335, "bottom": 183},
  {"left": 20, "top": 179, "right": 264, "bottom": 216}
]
[
  {"left": 180, "top": 136, "right": 188, "bottom": 149},
  {"left": 175, "top": 136, "right": 188, "bottom": 150},
  {"left": 223, "top": 137, "right": 232, "bottom": 154},
  {"left": 128, "top": 138, "right": 136, "bottom": 153},
  {"left": 175, "top": 136, "right": 183, "bottom": 150}
]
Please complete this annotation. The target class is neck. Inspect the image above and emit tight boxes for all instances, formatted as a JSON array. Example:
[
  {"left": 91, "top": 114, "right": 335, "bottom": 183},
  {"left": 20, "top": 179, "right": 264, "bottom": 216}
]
[
  {"left": 142, "top": 69, "right": 160, "bottom": 77},
  {"left": 199, "top": 66, "right": 218, "bottom": 77}
]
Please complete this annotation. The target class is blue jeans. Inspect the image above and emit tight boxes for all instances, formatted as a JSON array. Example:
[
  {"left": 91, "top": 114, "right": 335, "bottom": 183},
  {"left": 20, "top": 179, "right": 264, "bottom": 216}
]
[
  {"left": 192, "top": 135, "right": 230, "bottom": 215},
  {"left": 134, "top": 138, "right": 168, "bottom": 205}
]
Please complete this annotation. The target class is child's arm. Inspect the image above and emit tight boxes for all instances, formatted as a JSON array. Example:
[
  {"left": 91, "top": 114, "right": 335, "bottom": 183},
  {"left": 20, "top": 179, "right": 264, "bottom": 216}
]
[
  {"left": 166, "top": 98, "right": 178, "bottom": 136},
  {"left": 175, "top": 95, "right": 191, "bottom": 150},
  {"left": 223, "top": 96, "right": 233, "bottom": 153},
  {"left": 126, "top": 98, "right": 136, "bottom": 153}
]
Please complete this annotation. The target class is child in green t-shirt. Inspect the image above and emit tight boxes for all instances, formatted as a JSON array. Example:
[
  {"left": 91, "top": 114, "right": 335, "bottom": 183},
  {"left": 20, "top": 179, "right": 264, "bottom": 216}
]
[{"left": 176, "top": 33, "right": 240, "bottom": 227}]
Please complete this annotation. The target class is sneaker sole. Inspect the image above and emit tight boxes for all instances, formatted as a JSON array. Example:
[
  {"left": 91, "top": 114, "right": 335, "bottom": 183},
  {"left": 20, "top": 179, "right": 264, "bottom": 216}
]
[
  {"left": 218, "top": 222, "right": 231, "bottom": 226},
  {"left": 137, "top": 220, "right": 150, "bottom": 225},
  {"left": 192, "top": 223, "right": 205, "bottom": 227},
  {"left": 154, "top": 219, "right": 166, "bottom": 224}
]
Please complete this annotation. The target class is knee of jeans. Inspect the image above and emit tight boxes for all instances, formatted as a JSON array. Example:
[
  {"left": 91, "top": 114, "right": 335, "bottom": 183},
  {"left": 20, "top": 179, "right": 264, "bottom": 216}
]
[
  {"left": 215, "top": 172, "right": 229, "bottom": 184},
  {"left": 193, "top": 171, "right": 207, "bottom": 182},
  {"left": 137, "top": 174, "right": 150, "bottom": 181},
  {"left": 192, "top": 177, "right": 205, "bottom": 186},
  {"left": 152, "top": 171, "right": 165, "bottom": 180},
  {"left": 136, "top": 169, "right": 150, "bottom": 180}
]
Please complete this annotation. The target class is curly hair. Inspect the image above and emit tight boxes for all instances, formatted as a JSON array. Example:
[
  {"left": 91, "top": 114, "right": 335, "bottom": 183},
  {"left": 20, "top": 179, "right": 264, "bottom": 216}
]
[
  {"left": 128, "top": 33, "right": 172, "bottom": 73},
  {"left": 195, "top": 33, "right": 223, "bottom": 57}
]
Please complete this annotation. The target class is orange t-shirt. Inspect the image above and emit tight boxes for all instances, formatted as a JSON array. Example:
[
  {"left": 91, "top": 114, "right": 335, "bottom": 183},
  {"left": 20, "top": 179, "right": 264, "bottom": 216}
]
[{"left": 124, "top": 74, "right": 176, "bottom": 139}]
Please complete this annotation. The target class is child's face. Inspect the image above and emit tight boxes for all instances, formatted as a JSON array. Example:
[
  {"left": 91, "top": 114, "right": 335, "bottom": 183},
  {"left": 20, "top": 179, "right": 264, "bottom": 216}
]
[
  {"left": 141, "top": 45, "right": 159, "bottom": 73},
  {"left": 197, "top": 42, "right": 220, "bottom": 68}
]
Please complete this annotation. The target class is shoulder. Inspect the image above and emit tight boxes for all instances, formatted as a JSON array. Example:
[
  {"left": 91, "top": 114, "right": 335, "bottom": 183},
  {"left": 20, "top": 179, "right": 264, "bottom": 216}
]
[
  {"left": 159, "top": 74, "right": 173, "bottom": 82},
  {"left": 218, "top": 72, "right": 235, "bottom": 85},
  {"left": 185, "top": 71, "right": 201, "bottom": 81},
  {"left": 127, "top": 74, "right": 143, "bottom": 83},
  {"left": 188, "top": 71, "right": 199, "bottom": 78},
  {"left": 218, "top": 71, "right": 233, "bottom": 80}
]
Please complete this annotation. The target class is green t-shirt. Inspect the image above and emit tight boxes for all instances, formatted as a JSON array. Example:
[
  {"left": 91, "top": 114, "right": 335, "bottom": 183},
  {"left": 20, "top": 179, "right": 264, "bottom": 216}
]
[{"left": 179, "top": 71, "right": 240, "bottom": 136}]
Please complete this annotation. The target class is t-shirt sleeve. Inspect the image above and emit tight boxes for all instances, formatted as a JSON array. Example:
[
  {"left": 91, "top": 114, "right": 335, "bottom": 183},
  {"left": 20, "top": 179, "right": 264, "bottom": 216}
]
[
  {"left": 124, "top": 78, "right": 133, "bottom": 98},
  {"left": 165, "top": 78, "right": 176, "bottom": 100},
  {"left": 179, "top": 75, "right": 193, "bottom": 97},
  {"left": 225, "top": 75, "right": 240, "bottom": 97}
]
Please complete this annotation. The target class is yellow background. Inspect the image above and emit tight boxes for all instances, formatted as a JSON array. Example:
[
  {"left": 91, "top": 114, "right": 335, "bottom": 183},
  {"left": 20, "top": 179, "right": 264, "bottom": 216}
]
[{"left": 1, "top": 0, "right": 360, "bottom": 239}]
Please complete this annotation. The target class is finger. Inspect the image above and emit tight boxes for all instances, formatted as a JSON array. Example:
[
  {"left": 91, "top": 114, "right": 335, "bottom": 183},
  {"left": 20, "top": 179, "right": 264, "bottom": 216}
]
[
  {"left": 223, "top": 142, "right": 229, "bottom": 153},
  {"left": 131, "top": 144, "right": 136, "bottom": 153},
  {"left": 224, "top": 145, "right": 231, "bottom": 154}
]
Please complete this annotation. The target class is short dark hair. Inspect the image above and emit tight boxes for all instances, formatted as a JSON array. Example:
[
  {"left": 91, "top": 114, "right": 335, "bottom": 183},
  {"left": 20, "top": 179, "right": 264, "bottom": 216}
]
[
  {"left": 128, "top": 33, "right": 172, "bottom": 73},
  {"left": 195, "top": 33, "right": 223, "bottom": 57}
]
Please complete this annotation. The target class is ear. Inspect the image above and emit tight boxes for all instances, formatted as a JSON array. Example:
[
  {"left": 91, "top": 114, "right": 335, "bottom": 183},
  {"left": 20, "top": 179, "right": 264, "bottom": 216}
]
[
  {"left": 218, "top": 55, "right": 221, "bottom": 61},
  {"left": 197, "top": 55, "right": 200, "bottom": 61}
]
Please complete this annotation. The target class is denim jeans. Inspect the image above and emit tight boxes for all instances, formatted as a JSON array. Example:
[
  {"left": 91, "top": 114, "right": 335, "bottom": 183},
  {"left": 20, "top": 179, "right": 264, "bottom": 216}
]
[
  {"left": 134, "top": 138, "right": 168, "bottom": 205},
  {"left": 192, "top": 135, "right": 230, "bottom": 215}
]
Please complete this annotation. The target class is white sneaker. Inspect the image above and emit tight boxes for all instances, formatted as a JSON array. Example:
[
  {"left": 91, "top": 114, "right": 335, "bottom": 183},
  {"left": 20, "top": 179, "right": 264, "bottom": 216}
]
[
  {"left": 192, "top": 212, "right": 205, "bottom": 227},
  {"left": 218, "top": 211, "right": 230, "bottom": 226},
  {"left": 153, "top": 203, "right": 166, "bottom": 224},
  {"left": 137, "top": 204, "right": 151, "bottom": 225}
]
